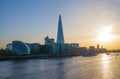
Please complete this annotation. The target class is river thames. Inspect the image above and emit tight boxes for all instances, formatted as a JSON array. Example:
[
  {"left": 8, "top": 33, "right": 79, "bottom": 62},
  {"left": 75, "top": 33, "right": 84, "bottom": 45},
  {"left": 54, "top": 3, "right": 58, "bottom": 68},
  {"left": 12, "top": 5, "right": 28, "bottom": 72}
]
[{"left": 0, "top": 53, "right": 120, "bottom": 79}]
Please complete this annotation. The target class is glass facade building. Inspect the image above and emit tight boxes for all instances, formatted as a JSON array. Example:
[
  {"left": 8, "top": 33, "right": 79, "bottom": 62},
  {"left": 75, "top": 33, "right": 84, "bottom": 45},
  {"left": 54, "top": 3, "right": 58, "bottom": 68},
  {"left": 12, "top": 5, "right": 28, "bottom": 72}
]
[
  {"left": 57, "top": 15, "right": 64, "bottom": 44},
  {"left": 12, "top": 41, "right": 30, "bottom": 54}
]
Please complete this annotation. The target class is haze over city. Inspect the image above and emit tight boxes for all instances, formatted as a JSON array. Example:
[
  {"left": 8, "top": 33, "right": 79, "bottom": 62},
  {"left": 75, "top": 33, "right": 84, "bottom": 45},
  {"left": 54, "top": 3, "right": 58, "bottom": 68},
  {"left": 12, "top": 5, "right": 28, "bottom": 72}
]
[{"left": 0, "top": 0, "right": 120, "bottom": 49}]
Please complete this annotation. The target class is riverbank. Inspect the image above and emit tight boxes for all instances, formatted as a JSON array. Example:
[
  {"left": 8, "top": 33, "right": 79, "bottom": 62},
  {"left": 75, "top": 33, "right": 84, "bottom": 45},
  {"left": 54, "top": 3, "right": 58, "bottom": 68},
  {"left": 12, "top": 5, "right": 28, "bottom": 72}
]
[{"left": 0, "top": 54, "right": 80, "bottom": 61}]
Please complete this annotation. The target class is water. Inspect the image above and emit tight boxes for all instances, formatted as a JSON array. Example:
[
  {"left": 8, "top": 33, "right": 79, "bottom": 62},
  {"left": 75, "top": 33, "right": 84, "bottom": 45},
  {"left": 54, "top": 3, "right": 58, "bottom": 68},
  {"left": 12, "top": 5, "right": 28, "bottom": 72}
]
[{"left": 0, "top": 53, "right": 120, "bottom": 79}]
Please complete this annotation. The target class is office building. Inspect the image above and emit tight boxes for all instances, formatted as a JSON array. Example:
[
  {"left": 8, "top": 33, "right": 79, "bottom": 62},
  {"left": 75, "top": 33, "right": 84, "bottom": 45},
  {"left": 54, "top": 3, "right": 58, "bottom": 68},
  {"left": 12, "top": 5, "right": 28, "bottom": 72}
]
[
  {"left": 12, "top": 41, "right": 30, "bottom": 54},
  {"left": 44, "top": 36, "right": 54, "bottom": 45},
  {"left": 57, "top": 15, "right": 64, "bottom": 44}
]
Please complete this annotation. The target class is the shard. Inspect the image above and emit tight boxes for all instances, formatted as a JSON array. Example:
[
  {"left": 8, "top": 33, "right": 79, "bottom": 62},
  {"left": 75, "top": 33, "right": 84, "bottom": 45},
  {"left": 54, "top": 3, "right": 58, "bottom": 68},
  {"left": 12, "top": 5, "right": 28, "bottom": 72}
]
[{"left": 57, "top": 15, "right": 64, "bottom": 44}]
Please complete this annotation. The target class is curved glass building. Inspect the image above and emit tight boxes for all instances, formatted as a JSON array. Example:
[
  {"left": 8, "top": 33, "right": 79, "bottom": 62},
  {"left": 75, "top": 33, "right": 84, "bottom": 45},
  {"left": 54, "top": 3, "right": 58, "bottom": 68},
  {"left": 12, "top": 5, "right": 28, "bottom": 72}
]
[{"left": 12, "top": 41, "right": 30, "bottom": 54}]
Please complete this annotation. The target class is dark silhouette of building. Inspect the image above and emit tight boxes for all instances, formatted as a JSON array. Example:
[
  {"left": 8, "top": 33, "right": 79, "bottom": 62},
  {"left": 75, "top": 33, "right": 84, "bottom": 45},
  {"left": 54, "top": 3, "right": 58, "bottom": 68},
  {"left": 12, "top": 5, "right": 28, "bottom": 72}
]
[{"left": 97, "top": 44, "right": 99, "bottom": 49}]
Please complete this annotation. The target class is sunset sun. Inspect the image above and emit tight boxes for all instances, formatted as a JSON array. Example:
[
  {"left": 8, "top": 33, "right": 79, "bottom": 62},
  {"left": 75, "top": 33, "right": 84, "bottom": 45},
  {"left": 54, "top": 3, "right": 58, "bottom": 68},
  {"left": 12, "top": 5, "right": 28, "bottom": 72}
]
[{"left": 97, "top": 26, "right": 115, "bottom": 43}]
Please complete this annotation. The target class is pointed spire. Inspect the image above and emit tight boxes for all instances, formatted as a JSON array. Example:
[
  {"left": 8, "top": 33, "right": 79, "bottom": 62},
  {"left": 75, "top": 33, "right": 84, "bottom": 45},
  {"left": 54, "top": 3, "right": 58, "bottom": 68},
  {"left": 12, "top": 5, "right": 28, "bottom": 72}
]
[
  {"left": 57, "top": 14, "right": 64, "bottom": 44},
  {"left": 59, "top": 14, "right": 61, "bottom": 23}
]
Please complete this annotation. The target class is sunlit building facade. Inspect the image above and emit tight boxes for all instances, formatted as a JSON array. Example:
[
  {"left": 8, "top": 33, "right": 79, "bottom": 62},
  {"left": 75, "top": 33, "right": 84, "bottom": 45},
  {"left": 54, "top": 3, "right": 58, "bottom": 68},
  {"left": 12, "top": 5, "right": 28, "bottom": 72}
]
[{"left": 6, "top": 43, "right": 13, "bottom": 52}]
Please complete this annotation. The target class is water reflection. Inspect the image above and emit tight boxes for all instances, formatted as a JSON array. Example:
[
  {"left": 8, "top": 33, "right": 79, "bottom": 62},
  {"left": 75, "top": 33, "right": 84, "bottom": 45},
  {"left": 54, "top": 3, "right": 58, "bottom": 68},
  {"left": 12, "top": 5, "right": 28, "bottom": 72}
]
[
  {"left": 101, "top": 54, "right": 112, "bottom": 79},
  {"left": 0, "top": 54, "right": 120, "bottom": 79}
]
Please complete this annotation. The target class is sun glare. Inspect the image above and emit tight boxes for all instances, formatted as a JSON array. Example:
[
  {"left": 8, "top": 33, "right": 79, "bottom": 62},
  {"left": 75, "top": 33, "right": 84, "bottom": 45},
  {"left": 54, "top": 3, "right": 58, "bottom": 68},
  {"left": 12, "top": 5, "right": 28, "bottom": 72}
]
[{"left": 97, "top": 25, "right": 115, "bottom": 43}]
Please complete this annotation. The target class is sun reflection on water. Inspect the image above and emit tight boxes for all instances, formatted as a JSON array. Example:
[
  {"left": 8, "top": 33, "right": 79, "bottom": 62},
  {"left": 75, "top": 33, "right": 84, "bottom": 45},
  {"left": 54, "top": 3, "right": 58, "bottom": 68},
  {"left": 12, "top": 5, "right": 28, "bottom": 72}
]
[
  {"left": 101, "top": 54, "right": 112, "bottom": 79},
  {"left": 102, "top": 54, "right": 110, "bottom": 60}
]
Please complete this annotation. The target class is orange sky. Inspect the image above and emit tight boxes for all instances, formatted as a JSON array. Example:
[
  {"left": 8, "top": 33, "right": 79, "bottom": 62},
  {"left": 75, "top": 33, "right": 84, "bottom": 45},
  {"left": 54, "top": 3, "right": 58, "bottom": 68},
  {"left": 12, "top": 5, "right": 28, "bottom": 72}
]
[{"left": 0, "top": 0, "right": 120, "bottom": 50}]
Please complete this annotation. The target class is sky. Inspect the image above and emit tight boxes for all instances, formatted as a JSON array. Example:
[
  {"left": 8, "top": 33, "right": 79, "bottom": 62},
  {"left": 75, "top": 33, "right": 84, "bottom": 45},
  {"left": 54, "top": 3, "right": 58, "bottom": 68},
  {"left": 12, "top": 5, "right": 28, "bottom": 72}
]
[{"left": 0, "top": 0, "right": 120, "bottom": 49}]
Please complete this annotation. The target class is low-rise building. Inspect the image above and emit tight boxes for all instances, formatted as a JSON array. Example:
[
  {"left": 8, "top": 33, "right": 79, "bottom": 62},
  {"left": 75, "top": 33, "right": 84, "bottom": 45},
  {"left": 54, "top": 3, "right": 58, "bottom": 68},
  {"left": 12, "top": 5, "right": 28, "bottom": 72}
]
[
  {"left": 6, "top": 41, "right": 30, "bottom": 55},
  {"left": 28, "top": 43, "right": 41, "bottom": 54},
  {"left": 71, "top": 43, "right": 79, "bottom": 48}
]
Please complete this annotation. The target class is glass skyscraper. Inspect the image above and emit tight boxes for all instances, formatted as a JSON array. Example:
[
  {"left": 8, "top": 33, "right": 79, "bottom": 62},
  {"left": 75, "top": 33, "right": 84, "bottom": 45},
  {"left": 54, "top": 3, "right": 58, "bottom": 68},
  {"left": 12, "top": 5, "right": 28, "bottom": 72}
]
[{"left": 57, "top": 15, "right": 64, "bottom": 44}]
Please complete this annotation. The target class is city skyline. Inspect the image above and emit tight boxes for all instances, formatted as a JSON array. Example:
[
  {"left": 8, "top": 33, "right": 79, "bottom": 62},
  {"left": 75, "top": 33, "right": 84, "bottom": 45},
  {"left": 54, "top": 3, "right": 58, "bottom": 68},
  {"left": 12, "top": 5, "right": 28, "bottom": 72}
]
[{"left": 0, "top": 0, "right": 120, "bottom": 49}]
